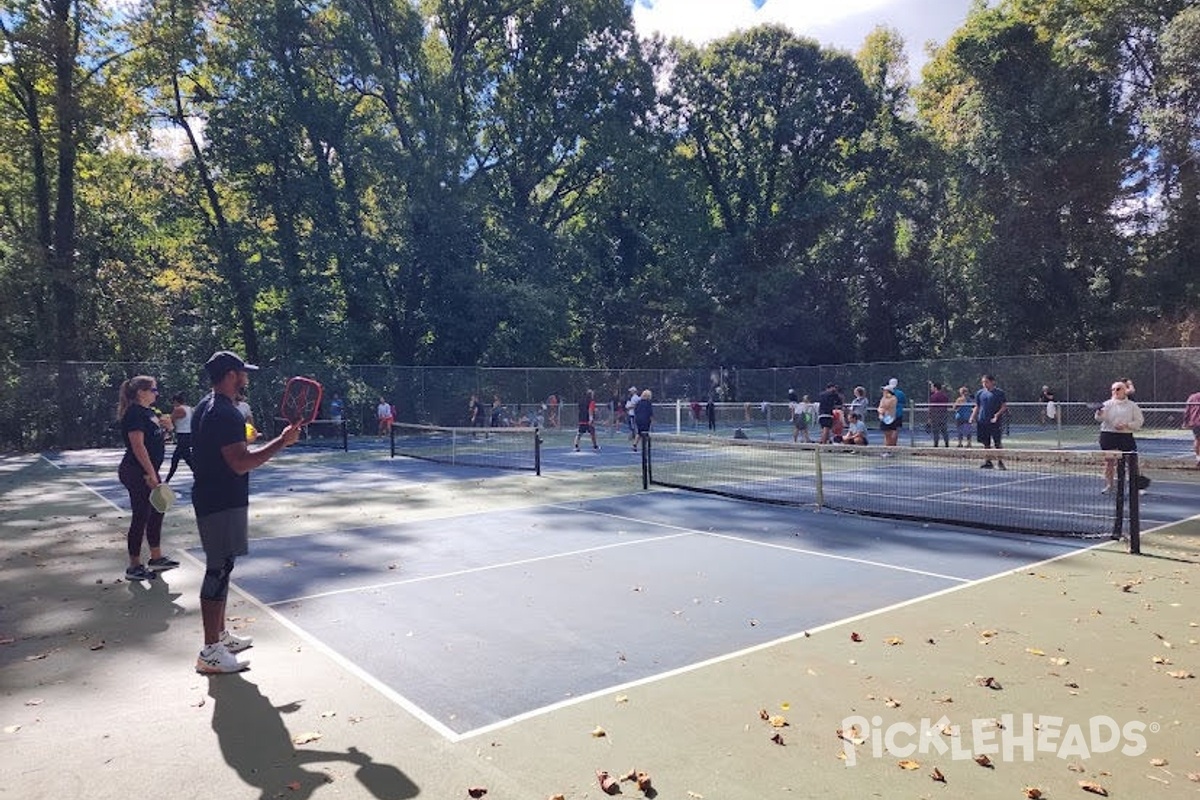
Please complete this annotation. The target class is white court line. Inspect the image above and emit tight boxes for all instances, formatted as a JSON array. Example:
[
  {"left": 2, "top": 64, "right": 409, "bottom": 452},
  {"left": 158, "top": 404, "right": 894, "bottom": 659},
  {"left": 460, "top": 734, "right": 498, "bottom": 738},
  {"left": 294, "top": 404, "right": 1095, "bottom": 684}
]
[
  {"left": 267, "top": 530, "right": 695, "bottom": 606},
  {"left": 41, "top": 453, "right": 127, "bottom": 511},
  {"left": 559, "top": 503, "right": 973, "bottom": 583}
]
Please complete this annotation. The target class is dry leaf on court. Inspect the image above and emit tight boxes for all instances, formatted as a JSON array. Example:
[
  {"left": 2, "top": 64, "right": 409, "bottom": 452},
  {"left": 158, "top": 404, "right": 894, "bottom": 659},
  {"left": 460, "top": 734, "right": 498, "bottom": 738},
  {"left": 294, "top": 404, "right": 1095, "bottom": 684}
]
[
  {"left": 1023, "top": 788, "right": 1043, "bottom": 799},
  {"left": 850, "top": 632, "right": 863, "bottom": 642},
  {"left": 1078, "top": 779, "right": 1109, "bottom": 795},
  {"left": 930, "top": 767, "right": 945, "bottom": 782},
  {"left": 768, "top": 715, "right": 788, "bottom": 728},
  {"left": 974, "top": 754, "right": 993, "bottom": 768},
  {"left": 1166, "top": 670, "right": 1194, "bottom": 679},
  {"left": 1187, "top": 773, "right": 1200, "bottom": 782},
  {"left": 1050, "top": 657, "right": 1070, "bottom": 666},
  {"left": 1067, "top": 762, "right": 1086, "bottom": 773},
  {"left": 885, "top": 636, "right": 903, "bottom": 646},
  {"left": 549, "top": 795, "right": 567, "bottom": 800},
  {"left": 1152, "top": 655, "right": 1172, "bottom": 664},
  {"left": 4, "top": 725, "right": 21, "bottom": 734},
  {"left": 467, "top": 788, "right": 488, "bottom": 799},
  {"left": 975, "top": 675, "right": 1002, "bottom": 690},
  {"left": 898, "top": 759, "right": 921, "bottom": 770},
  {"left": 884, "top": 698, "right": 901, "bottom": 708},
  {"left": 980, "top": 629, "right": 998, "bottom": 638},
  {"left": 759, "top": 708, "right": 770, "bottom": 721},
  {"left": 292, "top": 732, "right": 322, "bottom": 745},
  {"left": 1026, "top": 647, "right": 1045, "bottom": 656},
  {"left": 590, "top": 725, "right": 607, "bottom": 737},
  {"left": 636, "top": 771, "right": 652, "bottom": 792},
  {"left": 771, "top": 732, "right": 785, "bottom": 745},
  {"left": 1150, "top": 757, "right": 1167, "bottom": 766},
  {"left": 286, "top": 781, "right": 302, "bottom": 791}
]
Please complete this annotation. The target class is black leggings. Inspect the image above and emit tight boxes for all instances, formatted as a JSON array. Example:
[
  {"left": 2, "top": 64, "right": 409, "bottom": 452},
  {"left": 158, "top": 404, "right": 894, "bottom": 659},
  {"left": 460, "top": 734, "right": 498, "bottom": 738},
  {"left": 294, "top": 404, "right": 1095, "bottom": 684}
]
[
  {"left": 164, "top": 433, "right": 192, "bottom": 483},
  {"left": 119, "top": 461, "right": 163, "bottom": 558}
]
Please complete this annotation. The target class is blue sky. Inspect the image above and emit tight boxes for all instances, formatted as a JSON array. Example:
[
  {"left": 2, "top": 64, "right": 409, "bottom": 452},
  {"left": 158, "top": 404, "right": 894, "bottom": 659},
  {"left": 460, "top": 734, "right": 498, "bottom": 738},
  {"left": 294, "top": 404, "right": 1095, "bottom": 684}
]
[{"left": 631, "top": 0, "right": 979, "bottom": 77}]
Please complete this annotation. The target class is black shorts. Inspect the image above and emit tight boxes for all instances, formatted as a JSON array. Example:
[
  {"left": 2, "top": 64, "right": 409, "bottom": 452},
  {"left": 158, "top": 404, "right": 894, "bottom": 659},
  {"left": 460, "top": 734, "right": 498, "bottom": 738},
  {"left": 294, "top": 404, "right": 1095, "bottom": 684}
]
[
  {"left": 880, "top": 416, "right": 902, "bottom": 432},
  {"left": 976, "top": 421, "right": 1003, "bottom": 447},
  {"left": 818, "top": 414, "right": 834, "bottom": 429},
  {"left": 577, "top": 422, "right": 594, "bottom": 434},
  {"left": 1099, "top": 431, "right": 1136, "bottom": 453}
]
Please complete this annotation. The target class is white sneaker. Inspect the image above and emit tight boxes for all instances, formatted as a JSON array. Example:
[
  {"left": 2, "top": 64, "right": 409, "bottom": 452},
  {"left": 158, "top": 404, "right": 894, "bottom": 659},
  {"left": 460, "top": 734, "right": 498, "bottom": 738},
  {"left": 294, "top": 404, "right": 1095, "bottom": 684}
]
[
  {"left": 219, "top": 629, "right": 254, "bottom": 654},
  {"left": 196, "top": 642, "right": 250, "bottom": 674}
]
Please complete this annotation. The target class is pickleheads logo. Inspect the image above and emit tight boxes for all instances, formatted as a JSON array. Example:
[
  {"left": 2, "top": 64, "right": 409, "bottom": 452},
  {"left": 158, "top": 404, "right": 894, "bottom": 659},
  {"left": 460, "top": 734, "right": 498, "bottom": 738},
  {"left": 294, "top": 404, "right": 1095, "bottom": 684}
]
[{"left": 838, "top": 714, "right": 1152, "bottom": 766}]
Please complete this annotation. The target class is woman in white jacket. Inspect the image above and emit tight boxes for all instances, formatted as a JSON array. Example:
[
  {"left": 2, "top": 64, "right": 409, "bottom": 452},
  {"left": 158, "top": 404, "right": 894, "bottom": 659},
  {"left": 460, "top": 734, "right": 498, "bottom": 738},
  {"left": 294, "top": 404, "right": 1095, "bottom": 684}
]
[{"left": 1095, "top": 380, "right": 1144, "bottom": 494}]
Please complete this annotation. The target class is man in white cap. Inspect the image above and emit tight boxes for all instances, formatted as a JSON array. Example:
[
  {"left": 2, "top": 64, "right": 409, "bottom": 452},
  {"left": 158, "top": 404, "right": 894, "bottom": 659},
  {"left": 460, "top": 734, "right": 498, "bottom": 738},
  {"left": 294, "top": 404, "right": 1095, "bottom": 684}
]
[
  {"left": 191, "top": 351, "right": 301, "bottom": 673},
  {"left": 880, "top": 378, "right": 906, "bottom": 446}
]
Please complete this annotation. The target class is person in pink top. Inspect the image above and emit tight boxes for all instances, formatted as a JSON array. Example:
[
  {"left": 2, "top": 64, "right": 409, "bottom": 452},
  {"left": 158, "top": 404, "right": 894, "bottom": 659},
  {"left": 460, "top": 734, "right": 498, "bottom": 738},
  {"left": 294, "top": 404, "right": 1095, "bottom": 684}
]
[{"left": 1184, "top": 389, "right": 1200, "bottom": 468}]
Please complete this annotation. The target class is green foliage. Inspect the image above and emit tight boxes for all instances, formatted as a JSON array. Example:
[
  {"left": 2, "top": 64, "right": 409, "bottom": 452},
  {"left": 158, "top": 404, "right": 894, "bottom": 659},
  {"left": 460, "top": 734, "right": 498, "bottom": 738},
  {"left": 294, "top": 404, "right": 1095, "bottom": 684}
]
[{"left": 0, "top": 0, "right": 1196, "bottom": 389}]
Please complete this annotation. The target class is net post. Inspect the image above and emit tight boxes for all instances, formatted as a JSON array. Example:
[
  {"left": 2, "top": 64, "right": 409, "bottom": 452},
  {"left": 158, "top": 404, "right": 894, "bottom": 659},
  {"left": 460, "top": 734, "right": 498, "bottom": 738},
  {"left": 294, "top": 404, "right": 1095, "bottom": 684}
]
[
  {"left": 675, "top": 399, "right": 681, "bottom": 435},
  {"left": 813, "top": 444, "right": 824, "bottom": 509},
  {"left": 641, "top": 433, "right": 650, "bottom": 490},
  {"left": 1113, "top": 453, "right": 1125, "bottom": 540},
  {"left": 534, "top": 427, "right": 542, "bottom": 476},
  {"left": 340, "top": 419, "right": 348, "bottom": 452},
  {"left": 389, "top": 421, "right": 396, "bottom": 458},
  {"left": 1128, "top": 452, "right": 1141, "bottom": 555}
]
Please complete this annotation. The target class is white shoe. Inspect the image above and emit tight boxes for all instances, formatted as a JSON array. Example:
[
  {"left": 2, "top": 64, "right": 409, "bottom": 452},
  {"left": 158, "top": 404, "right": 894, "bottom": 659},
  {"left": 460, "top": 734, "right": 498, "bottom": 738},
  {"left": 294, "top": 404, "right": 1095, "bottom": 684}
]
[
  {"left": 196, "top": 642, "right": 250, "bottom": 674},
  {"left": 219, "top": 629, "right": 254, "bottom": 653}
]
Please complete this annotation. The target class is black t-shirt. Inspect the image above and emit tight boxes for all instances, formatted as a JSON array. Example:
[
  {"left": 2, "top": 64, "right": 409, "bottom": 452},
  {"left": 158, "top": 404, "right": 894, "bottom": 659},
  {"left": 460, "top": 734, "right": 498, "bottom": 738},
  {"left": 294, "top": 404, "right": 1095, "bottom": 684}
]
[
  {"left": 817, "top": 389, "right": 843, "bottom": 417},
  {"left": 121, "top": 405, "right": 166, "bottom": 471},
  {"left": 191, "top": 391, "right": 250, "bottom": 516},
  {"left": 634, "top": 398, "right": 653, "bottom": 431}
]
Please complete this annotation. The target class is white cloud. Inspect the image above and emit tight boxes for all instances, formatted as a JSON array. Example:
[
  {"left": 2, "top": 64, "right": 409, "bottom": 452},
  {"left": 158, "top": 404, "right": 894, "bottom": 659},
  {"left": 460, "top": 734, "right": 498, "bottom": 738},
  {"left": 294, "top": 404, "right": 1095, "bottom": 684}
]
[
  {"left": 631, "top": 0, "right": 976, "bottom": 74},
  {"left": 631, "top": 0, "right": 894, "bottom": 45}
]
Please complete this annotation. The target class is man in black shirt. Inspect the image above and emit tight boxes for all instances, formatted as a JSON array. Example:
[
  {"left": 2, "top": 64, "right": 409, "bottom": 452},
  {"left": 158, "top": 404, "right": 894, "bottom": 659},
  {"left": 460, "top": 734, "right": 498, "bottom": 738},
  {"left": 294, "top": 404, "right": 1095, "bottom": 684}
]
[
  {"left": 817, "top": 383, "right": 844, "bottom": 444},
  {"left": 192, "top": 351, "right": 301, "bottom": 674}
]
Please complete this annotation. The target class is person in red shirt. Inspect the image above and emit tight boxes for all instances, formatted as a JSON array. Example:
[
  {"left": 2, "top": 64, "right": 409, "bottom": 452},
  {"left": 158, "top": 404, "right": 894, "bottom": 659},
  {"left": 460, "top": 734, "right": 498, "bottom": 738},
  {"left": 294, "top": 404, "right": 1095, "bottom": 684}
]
[{"left": 574, "top": 389, "right": 599, "bottom": 451}]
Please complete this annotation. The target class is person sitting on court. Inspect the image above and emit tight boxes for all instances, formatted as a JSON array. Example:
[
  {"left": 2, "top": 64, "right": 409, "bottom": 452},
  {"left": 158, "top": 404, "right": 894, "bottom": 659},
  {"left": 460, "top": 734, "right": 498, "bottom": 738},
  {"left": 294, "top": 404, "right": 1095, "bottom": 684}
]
[
  {"left": 844, "top": 412, "right": 868, "bottom": 445},
  {"left": 574, "top": 388, "right": 599, "bottom": 451}
]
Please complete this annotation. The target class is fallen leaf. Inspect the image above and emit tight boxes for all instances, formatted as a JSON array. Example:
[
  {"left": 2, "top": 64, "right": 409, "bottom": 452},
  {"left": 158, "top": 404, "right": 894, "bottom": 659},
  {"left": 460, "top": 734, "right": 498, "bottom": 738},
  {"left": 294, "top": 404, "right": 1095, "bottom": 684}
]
[
  {"left": 1023, "top": 788, "right": 1043, "bottom": 799},
  {"left": 467, "top": 788, "right": 488, "bottom": 799},
  {"left": 1152, "top": 655, "right": 1172, "bottom": 665},
  {"left": 686, "top": 792, "right": 704, "bottom": 799},
  {"left": 549, "top": 795, "right": 567, "bottom": 800},
  {"left": 596, "top": 771, "right": 620, "bottom": 795},
  {"left": 24, "top": 699, "right": 43, "bottom": 706},
  {"left": 1187, "top": 773, "right": 1200, "bottom": 782},
  {"left": 980, "top": 629, "right": 998, "bottom": 638},
  {"left": 636, "top": 771, "right": 652, "bottom": 792},
  {"left": 1166, "top": 670, "right": 1194, "bottom": 679},
  {"left": 975, "top": 676, "right": 1002, "bottom": 690},
  {"left": 771, "top": 732, "right": 785, "bottom": 745},
  {"left": 850, "top": 632, "right": 862, "bottom": 642},
  {"left": 931, "top": 767, "right": 945, "bottom": 782},
  {"left": 768, "top": 715, "right": 788, "bottom": 728},
  {"left": 759, "top": 708, "right": 770, "bottom": 721},
  {"left": 590, "top": 725, "right": 607, "bottom": 738},
  {"left": 292, "top": 732, "right": 322, "bottom": 745},
  {"left": 974, "top": 754, "right": 993, "bottom": 768},
  {"left": 885, "top": 636, "right": 903, "bottom": 646},
  {"left": 615, "top": 695, "right": 628, "bottom": 704},
  {"left": 898, "top": 759, "right": 921, "bottom": 770},
  {"left": 286, "top": 781, "right": 302, "bottom": 791},
  {"left": 1026, "top": 647, "right": 1045, "bottom": 656},
  {"left": 884, "top": 698, "right": 901, "bottom": 708},
  {"left": 1150, "top": 757, "right": 1167, "bottom": 766},
  {"left": 1078, "top": 779, "right": 1109, "bottom": 795},
  {"left": 4, "top": 725, "right": 20, "bottom": 734},
  {"left": 1067, "top": 762, "right": 1086, "bottom": 772},
  {"left": 1049, "top": 657, "right": 1070, "bottom": 666}
]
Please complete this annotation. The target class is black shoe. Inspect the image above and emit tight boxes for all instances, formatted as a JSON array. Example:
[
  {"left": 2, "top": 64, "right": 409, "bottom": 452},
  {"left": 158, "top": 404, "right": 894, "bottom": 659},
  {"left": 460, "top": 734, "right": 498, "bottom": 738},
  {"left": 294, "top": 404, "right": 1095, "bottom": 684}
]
[
  {"left": 980, "top": 461, "right": 994, "bottom": 469},
  {"left": 997, "top": 461, "right": 1006, "bottom": 471},
  {"left": 148, "top": 556, "right": 180, "bottom": 572},
  {"left": 125, "top": 564, "right": 156, "bottom": 581}
]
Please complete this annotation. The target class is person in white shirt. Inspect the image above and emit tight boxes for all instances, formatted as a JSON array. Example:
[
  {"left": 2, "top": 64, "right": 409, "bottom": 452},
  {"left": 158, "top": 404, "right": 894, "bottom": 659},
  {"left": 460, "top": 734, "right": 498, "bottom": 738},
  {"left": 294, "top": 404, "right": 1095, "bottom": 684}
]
[
  {"left": 1095, "top": 380, "right": 1144, "bottom": 494},
  {"left": 164, "top": 393, "right": 194, "bottom": 482}
]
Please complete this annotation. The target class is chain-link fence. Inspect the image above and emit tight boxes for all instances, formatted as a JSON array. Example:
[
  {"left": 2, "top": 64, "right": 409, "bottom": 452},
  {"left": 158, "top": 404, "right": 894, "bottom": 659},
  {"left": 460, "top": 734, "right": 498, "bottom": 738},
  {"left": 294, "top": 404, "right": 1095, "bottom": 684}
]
[{"left": 3, "top": 348, "right": 1197, "bottom": 451}]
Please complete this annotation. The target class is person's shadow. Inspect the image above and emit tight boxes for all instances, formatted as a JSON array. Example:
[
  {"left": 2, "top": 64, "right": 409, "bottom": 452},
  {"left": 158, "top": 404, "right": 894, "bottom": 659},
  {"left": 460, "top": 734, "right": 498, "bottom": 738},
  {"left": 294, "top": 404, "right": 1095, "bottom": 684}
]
[
  {"left": 125, "top": 575, "right": 186, "bottom": 635},
  {"left": 208, "top": 674, "right": 419, "bottom": 799}
]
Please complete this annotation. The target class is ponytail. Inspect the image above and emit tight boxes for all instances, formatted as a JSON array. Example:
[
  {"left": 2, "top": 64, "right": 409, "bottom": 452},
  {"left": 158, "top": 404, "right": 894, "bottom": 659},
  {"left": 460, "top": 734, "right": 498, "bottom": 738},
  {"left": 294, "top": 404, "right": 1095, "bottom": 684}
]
[{"left": 117, "top": 375, "right": 156, "bottom": 420}]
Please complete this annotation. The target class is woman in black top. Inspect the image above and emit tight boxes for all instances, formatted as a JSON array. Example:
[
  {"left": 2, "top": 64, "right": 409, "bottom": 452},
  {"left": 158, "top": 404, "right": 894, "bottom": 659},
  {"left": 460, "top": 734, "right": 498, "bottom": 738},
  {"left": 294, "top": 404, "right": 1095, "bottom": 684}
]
[{"left": 117, "top": 375, "right": 178, "bottom": 581}]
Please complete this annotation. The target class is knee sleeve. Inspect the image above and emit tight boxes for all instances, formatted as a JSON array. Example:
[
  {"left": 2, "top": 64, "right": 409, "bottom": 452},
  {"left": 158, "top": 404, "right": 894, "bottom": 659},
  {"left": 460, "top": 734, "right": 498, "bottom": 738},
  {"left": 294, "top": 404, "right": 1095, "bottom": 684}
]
[{"left": 200, "top": 557, "right": 235, "bottom": 601}]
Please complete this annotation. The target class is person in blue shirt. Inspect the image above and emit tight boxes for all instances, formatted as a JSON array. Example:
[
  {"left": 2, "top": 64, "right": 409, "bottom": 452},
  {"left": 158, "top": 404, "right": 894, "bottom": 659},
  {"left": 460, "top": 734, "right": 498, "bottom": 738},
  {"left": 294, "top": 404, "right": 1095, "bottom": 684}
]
[
  {"left": 970, "top": 374, "right": 1008, "bottom": 469},
  {"left": 953, "top": 386, "right": 974, "bottom": 448}
]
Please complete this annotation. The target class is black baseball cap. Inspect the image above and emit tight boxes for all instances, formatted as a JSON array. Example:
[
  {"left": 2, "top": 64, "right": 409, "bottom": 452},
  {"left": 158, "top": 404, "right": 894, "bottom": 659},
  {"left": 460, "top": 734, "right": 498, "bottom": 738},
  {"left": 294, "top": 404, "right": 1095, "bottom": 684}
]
[{"left": 205, "top": 350, "right": 258, "bottom": 382}]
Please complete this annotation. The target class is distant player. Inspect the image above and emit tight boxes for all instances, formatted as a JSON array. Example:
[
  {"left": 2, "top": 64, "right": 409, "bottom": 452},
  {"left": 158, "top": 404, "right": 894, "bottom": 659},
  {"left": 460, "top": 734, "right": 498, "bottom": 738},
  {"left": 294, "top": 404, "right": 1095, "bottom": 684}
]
[{"left": 574, "top": 389, "right": 599, "bottom": 451}]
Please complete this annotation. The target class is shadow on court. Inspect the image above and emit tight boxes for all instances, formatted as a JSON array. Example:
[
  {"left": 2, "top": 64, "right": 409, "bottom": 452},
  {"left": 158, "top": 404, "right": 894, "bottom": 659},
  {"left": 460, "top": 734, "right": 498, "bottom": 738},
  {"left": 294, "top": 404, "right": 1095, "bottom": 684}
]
[{"left": 207, "top": 674, "right": 419, "bottom": 800}]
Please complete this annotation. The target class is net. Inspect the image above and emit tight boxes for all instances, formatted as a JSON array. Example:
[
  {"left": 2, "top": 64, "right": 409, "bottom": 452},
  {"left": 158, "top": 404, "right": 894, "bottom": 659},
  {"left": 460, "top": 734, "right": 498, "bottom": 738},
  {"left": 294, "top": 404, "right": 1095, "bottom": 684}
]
[
  {"left": 391, "top": 423, "right": 542, "bottom": 473},
  {"left": 278, "top": 418, "right": 348, "bottom": 451},
  {"left": 644, "top": 434, "right": 1133, "bottom": 539}
]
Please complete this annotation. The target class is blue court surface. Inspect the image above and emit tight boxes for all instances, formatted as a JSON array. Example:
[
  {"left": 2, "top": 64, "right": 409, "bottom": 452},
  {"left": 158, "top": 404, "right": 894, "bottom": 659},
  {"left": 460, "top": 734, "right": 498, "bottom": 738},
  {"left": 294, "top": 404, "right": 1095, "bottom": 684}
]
[
  {"left": 185, "top": 490, "right": 1137, "bottom": 739},
  {"left": 57, "top": 445, "right": 1200, "bottom": 741}
]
